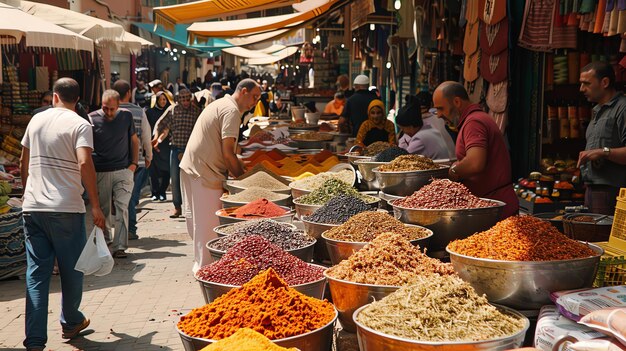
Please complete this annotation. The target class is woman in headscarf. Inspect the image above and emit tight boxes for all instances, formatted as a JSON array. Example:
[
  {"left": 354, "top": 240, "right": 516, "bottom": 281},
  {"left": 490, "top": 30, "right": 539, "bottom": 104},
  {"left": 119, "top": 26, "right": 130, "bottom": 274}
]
[
  {"left": 396, "top": 95, "right": 450, "bottom": 159},
  {"left": 355, "top": 99, "right": 397, "bottom": 147},
  {"left": 145, "top": 91, "right": 171, "bottom": 201}
]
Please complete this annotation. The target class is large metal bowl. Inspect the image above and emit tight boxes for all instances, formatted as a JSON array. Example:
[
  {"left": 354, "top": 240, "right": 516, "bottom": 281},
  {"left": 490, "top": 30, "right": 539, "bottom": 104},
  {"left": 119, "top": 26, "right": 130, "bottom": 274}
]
[
  {"left": 177, "top": 309, "right": 337, "bottom": 351},
  {"left": 378, "top": 192, "right": 404, "bottom": 212},
  {"left": 391, "top": 199, "right": 505, "bottom": 257},
  {"left": 354, "top": 159, "right": 390, "bottom": 190},
  {"left": 225, "top": 180, "right": 291, "bottom": 195},
  {"left": 373, "top": 166, "right": 450, "bottom": 196},
  {"left": 195, "top": 263, "right": 327, "bottom": 303},
  {"left": 290, "top": 186, "right": 311, "bottom": 199},
  {"left": 294, "top": 194, "right": 380, "bottom": 218},
  {"left": 322, "top": 226, "right": 434, "bottom": 265},
  {"left": 300, "top": 218, "right": 340, "bottom": 262},
  {"left": 213, "top": 222, "right": 298, "bottom": 238},
  {"left": 324, "top": 272, "right": 400, "bottom": 332},
  {"left": 347, "top": 153, "right": 371, "bottom": 165},
  {"left": 220, "top": 194, "right": 292, "bottom": 208},
  {"left": 353, "top": 304, "right": 529, "bottom": 350},
  {"left": 206, "top": 237, "right": 316, "bottom": 263},
  {"left": 446, "top": 243, "right": 603, "bottom": 310},
  {"left": 215, "top": 206, "right": 293, "bottom": 225}
]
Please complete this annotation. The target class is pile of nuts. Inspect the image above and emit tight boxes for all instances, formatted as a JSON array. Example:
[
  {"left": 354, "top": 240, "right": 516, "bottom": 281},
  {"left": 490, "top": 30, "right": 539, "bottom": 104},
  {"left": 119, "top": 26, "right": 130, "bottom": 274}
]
[
  {"left": 378, "top": 155, "right": 440, "bottom": 172},
  {"left": 393, "top": 179, "right": 496, "bottom": 209}
]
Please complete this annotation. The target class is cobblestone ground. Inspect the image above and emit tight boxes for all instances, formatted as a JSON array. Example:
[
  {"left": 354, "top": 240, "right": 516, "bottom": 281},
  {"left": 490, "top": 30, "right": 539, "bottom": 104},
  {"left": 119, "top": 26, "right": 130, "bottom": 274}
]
[{"left": 0, "top": 196, "right": 204, "bottom": 351}]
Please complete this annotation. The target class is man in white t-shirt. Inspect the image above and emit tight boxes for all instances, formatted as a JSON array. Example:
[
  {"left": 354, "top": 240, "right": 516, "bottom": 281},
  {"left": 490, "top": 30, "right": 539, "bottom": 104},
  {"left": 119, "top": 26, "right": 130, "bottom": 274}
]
[
  {"left": 179, "top": 78, "right": 260, "bottom": 272},
  {"left": 20, "top": 78, "right": 105, "bottom": 351}
]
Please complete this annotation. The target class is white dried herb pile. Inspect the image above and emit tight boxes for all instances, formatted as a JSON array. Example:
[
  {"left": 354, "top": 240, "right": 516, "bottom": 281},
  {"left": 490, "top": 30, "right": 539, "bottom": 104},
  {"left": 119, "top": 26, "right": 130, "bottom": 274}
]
[
  {"left": 357, "top": 274, "right": 526, "bottom": 342},
  {"left": 289, "top": 170, "right": 354, "bottom": 191},
  {"left": 222, "top": 187, "right": 289, "bottom": 202},
  {"left": 232, "top": 172, "right": 289, "bottom": 191},
  {"left": 325, "top": 232, "right": 454, "bottom": 285}
]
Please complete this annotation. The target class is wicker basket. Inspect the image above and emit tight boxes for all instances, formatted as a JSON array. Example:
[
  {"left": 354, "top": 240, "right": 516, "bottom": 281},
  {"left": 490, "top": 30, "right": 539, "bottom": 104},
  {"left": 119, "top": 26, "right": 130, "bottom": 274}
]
[{"left": 562, "top": 213, "right": 613, "bottom": 242}]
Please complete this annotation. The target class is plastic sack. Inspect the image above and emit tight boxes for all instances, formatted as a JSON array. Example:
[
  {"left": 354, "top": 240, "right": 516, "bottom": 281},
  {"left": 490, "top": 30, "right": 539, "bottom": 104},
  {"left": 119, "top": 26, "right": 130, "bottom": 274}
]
[
  {"left": 75, "top": 226, "right": 114, "bottom": 276},
  {"left": 569, "top": 340, "right": 626, "bottom": 351},
  {"left": 552, "top": 287, "right": 626, "bottom": 321},
  {"left": 580, "top": 309, "right": 626, "bottom": 347}
]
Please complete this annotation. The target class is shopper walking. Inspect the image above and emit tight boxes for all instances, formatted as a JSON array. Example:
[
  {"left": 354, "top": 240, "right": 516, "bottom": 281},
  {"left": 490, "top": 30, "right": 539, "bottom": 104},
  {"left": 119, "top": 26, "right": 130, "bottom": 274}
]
[
  {"left": 88, "top": 89, "right": 139, "bottom": 258},
  {"left": 433, "top": 81, "right": 518, "bottom": 219},
  {"left": 146, "top": 92, "right": 171, "bottom": 201},
  {"left": 20, "top": 78, "right": 105, "bottom": 351},
  {"left": 180, "top": 78, "right": 260, "bottom": 272},
  {"left": 153, "top": 88, "right": 201, "bottom": 218},
  {"left": 113, "top": 80, "right": 153, "bottom": 240},
  {"left": 577, "top": 61, "right": 626, "bottom": 215}
]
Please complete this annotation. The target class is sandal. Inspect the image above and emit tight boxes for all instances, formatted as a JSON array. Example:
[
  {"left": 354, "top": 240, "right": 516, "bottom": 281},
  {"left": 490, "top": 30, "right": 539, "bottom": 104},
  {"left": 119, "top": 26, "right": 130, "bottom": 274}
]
[
  {"left": 169, "top": 209, "right": 182, "bottom": 218},
  {"left": 112, "top": 250, "right": 127, "bottom": 258},
  {"left": 62, "top": 318, "right": 90, "bottom": 339}
]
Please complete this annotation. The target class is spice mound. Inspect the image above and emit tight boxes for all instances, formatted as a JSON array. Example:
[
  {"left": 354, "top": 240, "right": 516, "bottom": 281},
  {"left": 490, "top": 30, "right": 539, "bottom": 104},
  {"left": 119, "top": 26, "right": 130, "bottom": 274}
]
[
  {"left": 231, "top": 172, "right": 289, "bottom": 191},
  {"left": 295, "top": 178, "right": 377, "bottom": 205},
  {"left": 292, "top": 132, "right": 334, "bottom": 141},
  {"left": 289, "top": 169, "right": 354, "bottom": 191},
  {"left": 325, "top": 232, "right": 454, "bottom": 285},
  {"left": 198, "top": 328, "right": 298, "bottom": 351},
  {"left": 378, "top": 154, "right": 440, "bottom": 172},
  {"left": 221, "top": 187, "right": 289, "bottom": 202},
  {"left": 372, "top": 146, "right": 409, "bottom": 162},
  {"left": 209, "top": 220, "right": 314, "bottom": 252},
  {"left": 178, "top": 268, "right": 336, "bottom": 340},
  {"left": 225, "top": 199, "right": 288, "bottom": 219},
  {"left": 216, "top": 219, "right": 291, "bottom": 236},
  {"left": 356, "top": 274, "right": 526, "bottom": 342},
  {"left": 448, "top": 216, "right": 597, "bottom": 261},
  {"left": 197, "top": 235, "right": 324, "bottom": 286},
  {"left": 305, "top": 194, "right": 371, "bottom": 224},
  {"left": 393, "top": 179, "right": 497, "bottom": 209},
  {"left": 364, "top": 141, "right": 392, "bottom": 156},
  {"left": 324, "top": 211, "right": 429, "bottom": 242}
]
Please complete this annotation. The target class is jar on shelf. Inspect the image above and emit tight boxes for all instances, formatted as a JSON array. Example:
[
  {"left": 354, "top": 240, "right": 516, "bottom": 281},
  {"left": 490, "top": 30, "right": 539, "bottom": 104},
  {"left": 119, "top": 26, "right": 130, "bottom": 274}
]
[{"left": 560, "top": 117, "right": 570, "bottom": 139}]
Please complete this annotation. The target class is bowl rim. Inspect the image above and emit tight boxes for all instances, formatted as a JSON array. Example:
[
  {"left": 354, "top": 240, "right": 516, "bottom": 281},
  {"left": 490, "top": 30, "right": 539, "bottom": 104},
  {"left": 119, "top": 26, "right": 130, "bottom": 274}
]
[
  {"left": 299, "top": 216, "right": 342, "bottom": 227},
  {"left": 212, "top": 221, "right": 298, "bottom": 236},
  {"left": 293, "top": 194, "right": 380, "bottom": 206},
  {"left": 177, "top": 308, "right": 338, "bottom": 343},
  {"left": 205, "top": 235, "right": 317, "bottom": 254},
  {"left": 220, "top": 193, "right": 291, "bottom": 203},
  {"left": 445, "top": 241, "right": 604, "bottom": 265},
  {"left": 226, "top": 180, "right": 290, "bottom": 192},
  {"left": 323, "top": 269, "right": 403, "bottom": 289},
  {"left": 215, "top": 206, "right": 293, "bottom": 219},
  {"left": 352, "top": 303, "right": 530, "bottom": 346},
  {"left": 320, "top": 225, "right": 434, "bottom": 244},
  {"left": 194, "top": 262, "right": 328, "bottom": 288},
  {"left": 354, "top": 159, "right": 390, "bottom": 165},
  {"left": 390, "top": 198, "right": 506, "bottom": 212},
  {"left": 371, "top": 164, "right": 450, "bottom": 174}
]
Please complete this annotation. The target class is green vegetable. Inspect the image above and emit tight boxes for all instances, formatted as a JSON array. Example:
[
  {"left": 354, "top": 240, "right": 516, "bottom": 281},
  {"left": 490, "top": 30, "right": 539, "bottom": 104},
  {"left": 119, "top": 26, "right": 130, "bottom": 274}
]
[{"left": 296, "top": 179, "right": 377, "bottom": 205}]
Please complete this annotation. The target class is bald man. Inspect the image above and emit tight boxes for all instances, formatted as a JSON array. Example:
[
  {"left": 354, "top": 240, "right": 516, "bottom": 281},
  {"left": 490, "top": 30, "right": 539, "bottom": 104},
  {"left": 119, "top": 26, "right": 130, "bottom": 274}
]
[{"left": 432, "top": 81, "right": 518, "bottom": 219}]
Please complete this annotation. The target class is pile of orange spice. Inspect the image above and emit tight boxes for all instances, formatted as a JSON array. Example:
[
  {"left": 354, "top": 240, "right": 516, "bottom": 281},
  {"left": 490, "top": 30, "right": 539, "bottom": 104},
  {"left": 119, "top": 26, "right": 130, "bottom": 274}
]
[
  {"left": 198, "top": 328, "right": 298, "bottom": 351},
  {"left": 447, "top": 216, "right": 597, "bottom": 261},
  {"left": 178, "top": 268, "right": 335, "bottom": 340}
]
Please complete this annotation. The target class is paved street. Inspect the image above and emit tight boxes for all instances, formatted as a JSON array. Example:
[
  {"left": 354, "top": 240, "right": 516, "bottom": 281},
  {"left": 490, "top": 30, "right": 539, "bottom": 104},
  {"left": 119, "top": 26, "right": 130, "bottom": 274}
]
[{"left": 0, "top": 196, "right": 204, "bottom": 351}]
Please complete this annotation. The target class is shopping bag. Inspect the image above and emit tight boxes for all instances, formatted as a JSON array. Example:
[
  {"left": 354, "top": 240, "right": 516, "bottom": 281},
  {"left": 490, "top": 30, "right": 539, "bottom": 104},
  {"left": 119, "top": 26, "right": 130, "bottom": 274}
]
[{"left": 75, "top": 226, "right": 114, "bottom": 276}]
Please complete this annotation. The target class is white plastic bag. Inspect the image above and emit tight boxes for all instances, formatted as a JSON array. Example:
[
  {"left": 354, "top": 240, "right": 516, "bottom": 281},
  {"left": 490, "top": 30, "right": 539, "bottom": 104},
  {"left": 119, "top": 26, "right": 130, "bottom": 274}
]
[{"left": 75, "top": 226, "right": 114, "bottom": 276}]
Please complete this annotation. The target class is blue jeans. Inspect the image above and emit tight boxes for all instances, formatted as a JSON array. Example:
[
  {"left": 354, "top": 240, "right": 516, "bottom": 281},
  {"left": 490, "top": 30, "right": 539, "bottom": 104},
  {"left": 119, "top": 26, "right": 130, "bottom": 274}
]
[
  {"left": 23, "top": 212, "right": 87, "bottom": 349},
  {"left": 128, "top": 167, "right": 149, "bottom": 234},
  {"left": 170, "top": 147, "right": 184, "bottom": 210}
]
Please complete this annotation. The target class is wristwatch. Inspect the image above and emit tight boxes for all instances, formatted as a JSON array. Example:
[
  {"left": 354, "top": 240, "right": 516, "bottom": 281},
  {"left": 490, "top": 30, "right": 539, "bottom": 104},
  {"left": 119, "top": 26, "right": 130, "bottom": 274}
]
[{"left": 603, "top": 147, "right": 611, "bottom": 157}]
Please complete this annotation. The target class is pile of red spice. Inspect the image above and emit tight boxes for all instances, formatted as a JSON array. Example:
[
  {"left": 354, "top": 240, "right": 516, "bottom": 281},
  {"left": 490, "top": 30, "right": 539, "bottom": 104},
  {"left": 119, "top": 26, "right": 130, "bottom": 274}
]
[{"left": 230, "top": 199, "right": 288, "bottom": 218}]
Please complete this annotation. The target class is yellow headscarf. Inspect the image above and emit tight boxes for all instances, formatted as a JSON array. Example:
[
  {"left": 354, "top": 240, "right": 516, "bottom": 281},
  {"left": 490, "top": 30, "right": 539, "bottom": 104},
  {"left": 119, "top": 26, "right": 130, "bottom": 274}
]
[{"left": 367, "top": 99, "right": 386, "bottom": 127}]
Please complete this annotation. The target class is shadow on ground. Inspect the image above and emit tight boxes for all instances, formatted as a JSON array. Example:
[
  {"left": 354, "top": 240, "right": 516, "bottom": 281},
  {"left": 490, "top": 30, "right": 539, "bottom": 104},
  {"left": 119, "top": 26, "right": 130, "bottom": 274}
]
[{"left": 66, "top": 330, "right": 172, "bottom": 351}]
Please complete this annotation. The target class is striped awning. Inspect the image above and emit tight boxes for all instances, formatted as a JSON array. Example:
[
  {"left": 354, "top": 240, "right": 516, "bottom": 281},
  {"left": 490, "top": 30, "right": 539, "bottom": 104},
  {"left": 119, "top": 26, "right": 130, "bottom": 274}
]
[
  {"left": 187, "top": 0, "right": 339, "bottom": 40},
  {"left": 153, "top": 0, "right": 297, "bottom": 32}
]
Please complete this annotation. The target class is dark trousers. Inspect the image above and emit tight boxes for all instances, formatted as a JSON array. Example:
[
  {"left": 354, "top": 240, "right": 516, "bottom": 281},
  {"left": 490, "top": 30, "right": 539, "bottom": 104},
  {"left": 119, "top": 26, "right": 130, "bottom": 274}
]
[
  {"left": 585, "top": 185, "right": 620, "bottom": 215},
  {"left": 149, "top": 164, "right": 170, "bottom": 198}
]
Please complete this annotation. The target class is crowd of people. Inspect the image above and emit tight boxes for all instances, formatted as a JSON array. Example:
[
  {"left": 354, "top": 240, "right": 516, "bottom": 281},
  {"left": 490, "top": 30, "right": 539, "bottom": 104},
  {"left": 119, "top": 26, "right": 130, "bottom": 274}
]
[{"left": 18, "top": 59, "right": 626, "bottom": 350}]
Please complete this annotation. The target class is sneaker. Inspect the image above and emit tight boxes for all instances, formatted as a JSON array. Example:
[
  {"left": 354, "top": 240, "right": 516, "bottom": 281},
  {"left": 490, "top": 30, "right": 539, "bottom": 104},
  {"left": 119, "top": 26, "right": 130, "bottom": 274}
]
[
  {"left": 169, "top": 208, "right": 182, "bottom": 218},
  {"left": 112, "top": 250, "right": 128, "bottom": 258},
  {"left": 62, "top": 318, "right": 90, "bottom": 339},
  {"left": 128, "top": 233, "right": 139, "bottom": 240},
  {"left": 159, "top": 195, "right": 166, "bottom": 201},
  {"left": 26, "top": 347, "right": 44, "bottom": 351},
  {"left": 151, "top": 195, "right": 158, "bottom": 201}
]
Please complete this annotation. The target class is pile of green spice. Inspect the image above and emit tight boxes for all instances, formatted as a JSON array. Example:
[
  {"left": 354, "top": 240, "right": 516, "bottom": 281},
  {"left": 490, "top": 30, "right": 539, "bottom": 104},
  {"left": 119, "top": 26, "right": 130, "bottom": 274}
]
[
  {"left": 357, "top": 274, "right": 526, "bottom": 342},
  {"left": 289, "top": 170, "right": 354, "bottom": 191},
  {"left": 231, "top": 172, "right": 290, "bottom": 191},
  {"left": 294, "top": 178, "right": 377, "bottom": 205},
  {"left": 378, "top": 154, "right": 440, "bottom": 172},
  {"left": 222, "top": 187, "right": 290, "bottom": 202}
]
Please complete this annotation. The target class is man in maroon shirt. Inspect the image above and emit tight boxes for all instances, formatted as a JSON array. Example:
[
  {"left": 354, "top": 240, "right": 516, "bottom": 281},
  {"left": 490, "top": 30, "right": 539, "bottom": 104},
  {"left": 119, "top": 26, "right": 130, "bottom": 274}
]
[{"left": 433, "top": 81, "right": 518, "bottom": 218}]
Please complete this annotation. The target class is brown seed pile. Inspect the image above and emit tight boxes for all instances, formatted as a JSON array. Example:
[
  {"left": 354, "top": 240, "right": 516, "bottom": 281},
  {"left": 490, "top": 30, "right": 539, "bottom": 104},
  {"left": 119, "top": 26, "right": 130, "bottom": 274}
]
[
  {"left": 378, "top": 155, "right": 440, "bottom": 172},
  {"left": 325, "top": 232, "right": 454, "bottom": 285},
  {"left": 393, "top": 179, "right": 497, "bottom": 209},
  {"left": 448, "top": 216, "right": 598, "bottom": 261},
  {"left": 323, "top": 211, "right": 430, "bottom": 242},
  {"left": 364, "top": 141, "right": 392, "bottom": 156}
]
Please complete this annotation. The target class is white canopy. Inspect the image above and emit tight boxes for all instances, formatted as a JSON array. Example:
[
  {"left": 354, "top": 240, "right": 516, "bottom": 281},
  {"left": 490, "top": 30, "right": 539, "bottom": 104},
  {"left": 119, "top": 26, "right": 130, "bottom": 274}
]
[
  {"left": 0, "top": 2, "right": 93, "bottom": 53},
  {"left": 112, "top": 31, "right": 154, "bottom": 55},
  {"left": 247, "top": 47, "right": 299, "bottom": 65}
]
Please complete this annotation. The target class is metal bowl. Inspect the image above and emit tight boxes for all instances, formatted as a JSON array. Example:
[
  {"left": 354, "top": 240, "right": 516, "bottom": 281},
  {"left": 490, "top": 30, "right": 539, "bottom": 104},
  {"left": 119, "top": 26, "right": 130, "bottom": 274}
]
[
  {"left": 347, "top": 153, "right": 371, "bottom": 165},
  {"left": 213, "top": 222, "right": 298, "bottom": 238},
  {"left": 320, "top": 132, "right": 351, "bottom": 143},
  {"left": 206, "top": 237, "right": 316, "bottom": 263},
  {"left": 195, "top": 263, "right": 327, "bottom": 303},
  {"left": 220, "top": 194, "right": 292, "bottom": 209},
  {"left": 391, "top": 199, "right": 505, "bottom": 256},
  {"left": 446, "top": 243, "right": 603, "bottom": 310},
  {"left": 294, "top": 139, "right": 324, "bottom": 149},
  {"left": 300, "top": 218, "right": 340, "bottom": 262},
  {"left": 533, "top": 212, "right": 565, "bottom": 233},
  {"left": 354, "top": 159, "right": 389, "bottom": 183},
  {"left": 378, "top": 192, "right": 404, "bottom": 212},
  {"left": 215, "top": 206, "right": 294, "bottom": 225},
  {"left": 324, "top": 272, "right": 400, "bottom": 332},
  {"left": 225, "top": 180, "right": 291, "bottom": 195},
  {"left": 322, "top": 226, "right": 433, "bottom": 265},
  {"left": 373, "top": 166, "right": 450, "bottom": 196},
  {"left": 353, "top": 304, "right": 529, "bottom": 350},
  {"left": 177, "top": 309, "right": 337, "bottom": 351},
  {"left": 294, "top": 194, "right": 380, "bottom": 218}
]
